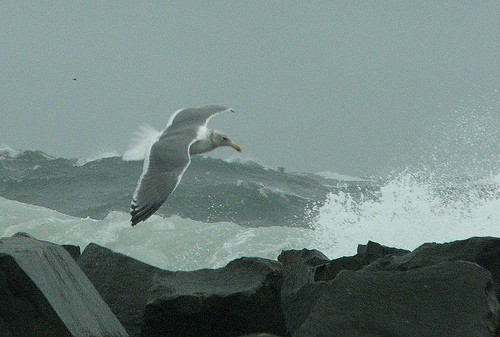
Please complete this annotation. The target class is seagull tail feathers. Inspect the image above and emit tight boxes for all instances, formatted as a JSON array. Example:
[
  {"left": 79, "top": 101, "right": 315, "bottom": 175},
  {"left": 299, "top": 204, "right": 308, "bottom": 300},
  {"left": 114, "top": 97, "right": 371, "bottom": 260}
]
[
  {"left": 130, "top": 200, "right": 164, "bottom": 226},
  {"left": 122, "top": 124, "right": 161, "bottom": 161}
]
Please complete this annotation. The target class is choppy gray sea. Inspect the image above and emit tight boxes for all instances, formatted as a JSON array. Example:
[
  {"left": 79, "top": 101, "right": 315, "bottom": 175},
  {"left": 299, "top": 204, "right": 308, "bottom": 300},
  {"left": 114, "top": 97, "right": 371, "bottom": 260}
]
[{"left": 1, "top": 149, "right": 498, "bottom": 270}]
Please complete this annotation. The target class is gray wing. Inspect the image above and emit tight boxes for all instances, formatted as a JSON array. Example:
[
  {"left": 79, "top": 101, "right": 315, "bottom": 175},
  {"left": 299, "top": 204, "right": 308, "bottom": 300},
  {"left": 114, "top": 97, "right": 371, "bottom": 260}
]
[
  {"left": 130, "top": 105, "right": 233, "bottom": 226},
  {"left": 167, "top": 105, "right": 233, "bottom": 130}
]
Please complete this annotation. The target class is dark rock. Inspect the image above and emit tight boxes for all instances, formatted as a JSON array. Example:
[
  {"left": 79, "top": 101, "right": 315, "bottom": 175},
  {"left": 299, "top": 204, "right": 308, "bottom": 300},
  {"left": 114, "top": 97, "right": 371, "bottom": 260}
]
[
  {"left": 277, "top": 249, "right": 329, "bottom": 335},
  {"left": 363, "top": 237, "right": 500, "bottom": 292},
  {"left": 78, "top": 243, "right": 169, "bottom": 337},
  {"left": 240, "top": 333, "right": 279, "bottom": 337},
  {"left": 10, "top": 232, "right": 32, "bottom": 238},
  {"left": 295, "top": 261, "right": 499, "bottom": 337},
  {"left": 362, "top": 237, "right": 500, "bottom": 336},
  {"left": 357, "top": 240, "right": 410, "bottom": 262},
  {"left": 281, "top": 281, "right": 326, "bottom": 335},
  {"left": 364, "top": 237, "right": 500, "bottom": 299},
  {"left": 0, "top": 233, "right": 128, "bottom": 337},
  {"left": 62, "top": 244, "right": 80, "bottom": 260},
  {"left": 140, "top": 257, "right": 286, "bottom": 337},
  {"left": 277, "top": 249, "right": 329, "bottom": 297},
  {"left": 10, "top": 233, "right": 81, "bottom": 261},
  {"left": 314, "top": 241, "right": 409, "bottom": 281}
]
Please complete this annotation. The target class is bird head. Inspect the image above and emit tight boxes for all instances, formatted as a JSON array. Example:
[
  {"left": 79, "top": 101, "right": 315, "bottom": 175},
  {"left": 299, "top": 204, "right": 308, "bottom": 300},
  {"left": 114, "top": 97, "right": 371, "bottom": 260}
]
[{"left": 212, "top": 130, "right": 242, "bottom": 152}]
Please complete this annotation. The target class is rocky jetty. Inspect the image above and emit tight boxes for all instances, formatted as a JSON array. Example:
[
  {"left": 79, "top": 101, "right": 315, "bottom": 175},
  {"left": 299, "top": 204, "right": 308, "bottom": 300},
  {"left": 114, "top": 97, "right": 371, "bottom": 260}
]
[
  {"left": 0, "top": 233, "right": 127, "bottom": 337},
  {"left": 140, "top": 257, "right": 286, "bottom": 337},
  {"left": 77, "top": 243, "right": 170, "bottom": 337},
  {"left": 1, "top": 233, "right": 499, "bottom": 337}
]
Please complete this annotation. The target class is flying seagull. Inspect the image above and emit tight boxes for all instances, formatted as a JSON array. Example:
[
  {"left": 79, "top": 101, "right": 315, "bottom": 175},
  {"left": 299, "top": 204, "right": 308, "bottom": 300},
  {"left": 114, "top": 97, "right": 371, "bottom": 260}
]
[{"left": 128, "top": 105, "right": 241, "bottom": 226}]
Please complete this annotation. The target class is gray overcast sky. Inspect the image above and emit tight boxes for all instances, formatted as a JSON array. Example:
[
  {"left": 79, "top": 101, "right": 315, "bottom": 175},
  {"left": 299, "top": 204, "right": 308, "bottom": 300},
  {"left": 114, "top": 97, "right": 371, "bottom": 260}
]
[{"left": 1, "top": 1, "right": 498, "bottom": 175}]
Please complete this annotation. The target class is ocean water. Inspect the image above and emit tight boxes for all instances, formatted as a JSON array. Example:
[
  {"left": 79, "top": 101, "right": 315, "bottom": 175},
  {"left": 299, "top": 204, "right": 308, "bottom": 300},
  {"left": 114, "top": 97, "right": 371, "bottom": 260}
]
[
  {"left": 1, "top": 146, "right": 498, "bottom": 271},
  {"left": 1, "top": 95, "right": 498, "bottom": 270}
]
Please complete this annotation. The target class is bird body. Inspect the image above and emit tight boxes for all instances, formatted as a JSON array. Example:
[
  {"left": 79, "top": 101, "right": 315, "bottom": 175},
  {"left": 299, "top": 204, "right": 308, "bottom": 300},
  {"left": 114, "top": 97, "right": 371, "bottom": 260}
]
[{"left": 128, "top": 105, "right": 241, "bottom": 226}]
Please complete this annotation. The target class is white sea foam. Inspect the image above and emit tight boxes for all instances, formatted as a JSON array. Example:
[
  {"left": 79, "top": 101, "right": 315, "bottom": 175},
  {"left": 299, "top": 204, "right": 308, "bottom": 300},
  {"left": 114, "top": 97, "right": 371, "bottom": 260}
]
[
  {"left": 310, "top": 171, "right": 500, "bottom": 258},
  {"left": 0, "top": 146, "right": 54, "bottom": 160},
  {"left": 315, "top": 171, "right": 371, "bottom": 182},
  {"left": 0, "top": 197, "right": 315, "bottom": 271},
  {"left": 74, "top": 150, "right": 121, "bottom": 166},
  {"left": 122, "top": 124, "right": 161, "bottom": 161},
  {"left": 220, "top": 156, "right": 274, "bottom": 171},
  {"left": 306, "top": 93, "right": 499, "bottom": 257},
  {"left": 0, "top": 145, "right": 22, "bottom": 159}
]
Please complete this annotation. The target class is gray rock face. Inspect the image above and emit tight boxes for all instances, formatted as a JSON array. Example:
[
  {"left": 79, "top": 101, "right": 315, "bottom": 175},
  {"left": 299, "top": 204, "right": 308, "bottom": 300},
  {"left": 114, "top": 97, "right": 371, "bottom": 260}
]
[
  {"left": 62, "top": 244, "right": 81, "bottom": 261},
  {"left": 277, "top": 249, "right": 329, "bottom": 334},
  {"left": 362, "top": 236, "right": 500, "bottom": 336},
  {"left": 240, "top": 333, "right": 279, "bottom": 337},
  {"left": 314, "top": 241, "right": 410, "bottom": 282},
  {"left": 4, "top": 233, "right": 498, "bottom": 337},
  {"left": 140, "top": 257, "right": 286, "bottom": 337},
  {"left": 363, "top": 237, "right": 500, "bottom": 286},
  {"left": 295, "top": 261, "right": 499, "bottom": 337},
  {"left": 78, "top": 243, "right": 170, "bottom": 337},
  {"left": 279, "top": 238, "right": 500, "bottom": 337},
  {"left": 278, "top": 249, "right": 329, "bottom": 298},
  {"left": 0, "top": 234, "right": 128, "bottom": 337}
]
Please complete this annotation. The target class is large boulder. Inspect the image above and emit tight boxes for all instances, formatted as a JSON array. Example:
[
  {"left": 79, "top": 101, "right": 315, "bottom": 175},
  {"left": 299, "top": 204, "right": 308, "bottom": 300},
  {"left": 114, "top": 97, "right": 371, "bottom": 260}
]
[
  {"left": 277, "top": 249, "right": 329, "bottom": 334},
  {"left": 277, "top": 243, "right": 408, "bottom": 336},
  {"left": 61, "top": 244, "right": 81, "bottom": 261},
  {"left": 78, "top": 243, "right": 169, "bottom": 337},
  {"left": 237, "top": 334, "right": 282, "bottom": 337},
  {"left": 0, "top": 233, "right": 128, "bottom": 337},
  {"left": 277, "top": 249, "right": 329, "bottom": 298},
  {"left": 363, "top": 237, "right": 500, "bottom": 287},
  {"left": 280, "top": 238, "right": 500, "bottom": 336},
  {"left": 314, "top": 241, "right": 409, "bottom": 281},
  {"left": 140, "top": 257, "right": 286, "bottom": 337},
  {"left": 363, "top": 236, "right": 500, "bottom": 336},
  {"left": 295, "top": 261, "right": 499, "bottom": 337}
]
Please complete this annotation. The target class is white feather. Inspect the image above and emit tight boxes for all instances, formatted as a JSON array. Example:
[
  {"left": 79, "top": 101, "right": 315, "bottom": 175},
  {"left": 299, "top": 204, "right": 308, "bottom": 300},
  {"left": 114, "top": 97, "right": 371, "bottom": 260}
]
[{"left": 122, "top": 124, "right": 162, "bottom": 161}]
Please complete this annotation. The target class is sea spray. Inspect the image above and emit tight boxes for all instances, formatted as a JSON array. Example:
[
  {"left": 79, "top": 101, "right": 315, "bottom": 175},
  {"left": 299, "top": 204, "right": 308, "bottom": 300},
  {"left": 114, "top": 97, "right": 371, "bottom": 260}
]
[
  {"left": 310, "top": 91, "right": 499, "bottom": 258},
  {"left": 311, "top": 170, "right": 500, "bottom": 258},
  {"left": 0, "top": 197, "right": 315, "bottom": 271}
]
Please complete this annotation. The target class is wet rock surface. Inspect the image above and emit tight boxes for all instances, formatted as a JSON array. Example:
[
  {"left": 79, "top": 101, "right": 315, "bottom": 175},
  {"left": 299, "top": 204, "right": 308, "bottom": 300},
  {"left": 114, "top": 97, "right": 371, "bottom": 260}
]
[
  {"left": 2, "top": 233, "right": 500, "bottom": 337},
  {"left": 0, "top": 233, "right": 128, "bottom": 337},
  {"left": 295, "top": 261, "right": 498, "bottom": 337},
  {"left": 78, "top": 243, "right": 170, "bottom": 337},
  {"left": 140, "top": 257, "right": 286, "bottom": 337}
]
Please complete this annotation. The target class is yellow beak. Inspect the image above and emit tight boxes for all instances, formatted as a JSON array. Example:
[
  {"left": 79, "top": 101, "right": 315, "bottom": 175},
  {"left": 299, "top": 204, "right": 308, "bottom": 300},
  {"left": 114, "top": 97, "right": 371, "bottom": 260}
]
[{"left": 229, "top": 143, "right": 242, "bottom": 152}]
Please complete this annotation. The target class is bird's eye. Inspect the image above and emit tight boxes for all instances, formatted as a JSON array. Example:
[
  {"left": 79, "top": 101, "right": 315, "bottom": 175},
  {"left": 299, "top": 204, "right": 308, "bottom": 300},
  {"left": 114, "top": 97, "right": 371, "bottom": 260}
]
[{"left": 223, "top": 137, "right": 228, "bottom": 141}]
